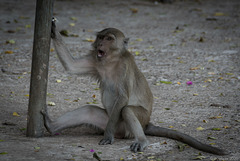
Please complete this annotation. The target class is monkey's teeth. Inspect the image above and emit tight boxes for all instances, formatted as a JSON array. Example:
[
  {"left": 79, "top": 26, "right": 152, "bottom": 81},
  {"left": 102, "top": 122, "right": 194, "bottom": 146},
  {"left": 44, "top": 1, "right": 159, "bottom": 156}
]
[{"left": 97, "top": 50, "right": 105, "bottom": 58}]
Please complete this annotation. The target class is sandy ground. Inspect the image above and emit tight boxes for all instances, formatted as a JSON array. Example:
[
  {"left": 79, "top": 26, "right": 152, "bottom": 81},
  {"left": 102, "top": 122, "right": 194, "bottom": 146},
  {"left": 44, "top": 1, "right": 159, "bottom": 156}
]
[{"left": 0, "top": 0, "right": 239, "bottom": 160}]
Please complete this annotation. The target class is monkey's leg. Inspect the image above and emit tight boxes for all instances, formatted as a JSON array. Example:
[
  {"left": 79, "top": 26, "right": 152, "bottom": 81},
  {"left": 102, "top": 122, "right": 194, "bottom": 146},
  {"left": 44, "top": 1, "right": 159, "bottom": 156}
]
[
  {"left": 122, "top": 106, "right": 149, "bottom": 152},
  {"left": 41, "top": 105, "right": 109, "bottom": 135}
]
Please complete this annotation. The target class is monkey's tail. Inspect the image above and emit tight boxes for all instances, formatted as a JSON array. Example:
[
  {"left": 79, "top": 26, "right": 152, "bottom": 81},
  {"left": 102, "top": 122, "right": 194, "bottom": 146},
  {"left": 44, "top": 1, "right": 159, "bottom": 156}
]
[{"left": 144, "top": 123, "right": 229, "bottom": 155}]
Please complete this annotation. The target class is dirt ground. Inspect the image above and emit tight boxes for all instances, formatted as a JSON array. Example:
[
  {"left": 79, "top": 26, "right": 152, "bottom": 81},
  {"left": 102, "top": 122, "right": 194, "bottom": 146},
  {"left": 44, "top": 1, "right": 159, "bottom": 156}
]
[{"left": 0, "top": 0, "right": 239, "bottom": 160}]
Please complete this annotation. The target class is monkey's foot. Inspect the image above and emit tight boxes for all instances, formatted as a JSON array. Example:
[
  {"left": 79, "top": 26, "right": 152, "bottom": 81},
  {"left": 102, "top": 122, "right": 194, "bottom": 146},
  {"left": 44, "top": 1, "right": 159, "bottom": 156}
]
[
  {"left": 130, "top": 141, "right": 148, "bottom": 152},
  {"left": 40, "top": 110, "right": 55, "bottom": 135},
  {"left": 99, "top": 137, "right": 114, "bottom": 145}
]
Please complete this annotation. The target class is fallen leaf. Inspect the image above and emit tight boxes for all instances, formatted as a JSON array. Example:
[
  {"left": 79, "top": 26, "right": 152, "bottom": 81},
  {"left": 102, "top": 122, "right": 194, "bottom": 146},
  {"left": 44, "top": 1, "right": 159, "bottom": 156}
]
[
  {"left": 130, "top": 8, "right": 138, "bottom": 13},
  {"left": 223, "top": 126, "right": 231, "bottom": 129},
  {"left": 190, "top": 66, "right": 201, "bottom": 70},
  {"left": 13, "top": 112, "right": 20, "bottom": 117},
  {"left": 5, "top": 50, "right": 13, "bottom": 54},
  {"left": 169, "top": 126, "right": 174, "bottom": 128},
  {"left": 141, "top": 58, "right": 148, "bottom": 61},
  {"left": 177, "top": 142, "right": 187, "bottom": 152},
  {"left": 193, "top": 155, "right": 206, "bottom": 160},
  {"left": 208, "top": 60, "right": 215, "bottom": 62},
  {"left": 56, "top": 79, "right": 62, "bottom": 83},
  {"left": 169, "top": 44, "right": 177, "bottom": 46},
  {"left": 0, "top": 152, "right": 8, "bottom": 155},
  {"left": 50, "top": 48, "right": 55, "bottom": 52},
  {"left": 60, "top": 30, "right": 69, "bottom": 37},
  {"left": 70, "top": 17, "right": 77, "bottom": 21},
  {"left": 83, "top": 38, "right": 95, "bottom": 42},
  {"left": 25, "top": 24, "right": 31, "bottom": 28},
  {"left": 177, "top": 82, "right": 181, "bottom": 85},
  {"left": 69, "top": 23, "right": 75, "bottom": 27},
  {"left": 148, "top": 156, "right": 155, "bottom": 159},
  {"left": 207, "top": 136, "right": 216, "bottom": 140},
  {"left": 226, "top": 73, "right": 234, "bottom": 76},
  {"left": 204, "top": 79, "right": 212, "bottom": 83},
  {"left": 203, "top": 120, "right": 208, "bottom": 123},
  {"left": 196, "top": 127, "right": 204, "bottom": 131},
  {"left": 193, "top": 93, "right": 199, "bottom": 96},
  {"left": 199, "top": 37, "right": 205, "bottom": 42},
  {"left": 159, "top": 81, "right": 172, "bottom": 84},
  {"left": 209, "top": 116, "right": 222, "bottom": 119},
  {"left": 93, "top": 152, "right": 102, "bottom": 161},
  {"left": 211, "top": 128, "right": 221, "bottom": 131},
  {"left": 6, "top": 40, "right": 15, "bottom": 44},
  {"left": 48, "top": 101, "right": 56, "bottom": 106},
  {"left": 208, "top": 72, "right": 215, "bottom": 75},
  {"left": 19, "top": 16, "right": 30, "bottom": 19},
  {"left": 136, "top": 38, "right": 143, "bottom": 41},
  {"left": 135, "top": 51, "right": 140, "bottom": 56},
  {"left": 214, "top": 12, "right": 226, "bottom": 16}
]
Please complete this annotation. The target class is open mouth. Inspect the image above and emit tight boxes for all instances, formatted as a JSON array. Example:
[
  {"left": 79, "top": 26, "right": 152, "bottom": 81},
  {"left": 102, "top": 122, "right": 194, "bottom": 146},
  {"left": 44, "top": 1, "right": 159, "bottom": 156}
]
[{"left": 97, "top": 50, "right": 106, "bottom": 58}]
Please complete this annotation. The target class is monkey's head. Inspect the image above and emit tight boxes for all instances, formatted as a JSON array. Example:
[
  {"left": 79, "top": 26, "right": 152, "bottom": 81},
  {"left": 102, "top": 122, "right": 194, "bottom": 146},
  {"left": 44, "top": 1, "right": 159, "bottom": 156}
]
[{"left": 92, "top": 28, "right": 129, "bottom": 61}]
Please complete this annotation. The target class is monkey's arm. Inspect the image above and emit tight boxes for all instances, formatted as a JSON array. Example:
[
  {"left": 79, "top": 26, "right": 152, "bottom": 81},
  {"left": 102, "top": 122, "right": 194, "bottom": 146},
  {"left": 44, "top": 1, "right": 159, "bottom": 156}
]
[
  {"left": 99, "top": 95, "right": 128, "bottom": 145},
  {"left": 51, "top": 18, "right": 95, "bottom": 75}
]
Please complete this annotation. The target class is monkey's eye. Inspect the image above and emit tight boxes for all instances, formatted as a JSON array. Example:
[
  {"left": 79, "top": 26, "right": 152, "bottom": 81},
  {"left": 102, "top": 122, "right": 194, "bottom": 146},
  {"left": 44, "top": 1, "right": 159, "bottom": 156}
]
[
  {"left": 106, "top": 36, "right": 114, "bottom": 41},
  {"left": 98, "top": 36, "right": 104, "bottom": 40}
]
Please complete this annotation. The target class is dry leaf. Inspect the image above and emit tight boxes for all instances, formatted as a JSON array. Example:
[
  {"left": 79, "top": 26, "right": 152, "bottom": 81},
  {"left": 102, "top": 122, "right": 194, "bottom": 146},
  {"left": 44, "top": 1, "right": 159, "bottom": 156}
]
[
  {"left": 214, "top": 12, "right": 226, "bottom": 16},
  {"left": 136, "top": 38, "right": 143, "bottom": 41},
  {"left": 223, "top": 126, "right": 230, "bottom": 129},
  {"left": 48, "top": 101, "right": 56, "bottom": 106},
  {"left": 135, "top": 51, "right": 140, "bottom": 56},
  {"left": 190, "top": 66, "right": 201, "bottom": 70},
  {"left": 83, "top": 38, "right": 95, "bottom": 42},
  {"left": 130, "top": 8, "right": 138, "bottom": 13},
  {"left": 5, "top": 51, "right": 13, "bottom": 54},
  {"left": 56, "top": 79, "right": 61, "bottom": 83},
  {"left": 196, "top": 127, "right": 204, "bottom": 131},
  {"left": 13, "top": 112, "right": 20, "bottom": 117},
  {"left": 70, "top": 17, "right": 77, "bottom": 21},
  {"left": 69, "top": 23, "right": 75, "bottom": 27},
  {"left": 6, "top": 40, "right": 15, "bottom": 44}
]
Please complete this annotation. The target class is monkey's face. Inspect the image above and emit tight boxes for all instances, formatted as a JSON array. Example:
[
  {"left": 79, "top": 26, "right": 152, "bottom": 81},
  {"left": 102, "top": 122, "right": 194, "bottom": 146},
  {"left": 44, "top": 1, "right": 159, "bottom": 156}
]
[
  {"left": 92, "top": 28, "right": 128, "bottom": 61},
  {"left": 95, "top": 33, "right": 117, "bottom": 59}
]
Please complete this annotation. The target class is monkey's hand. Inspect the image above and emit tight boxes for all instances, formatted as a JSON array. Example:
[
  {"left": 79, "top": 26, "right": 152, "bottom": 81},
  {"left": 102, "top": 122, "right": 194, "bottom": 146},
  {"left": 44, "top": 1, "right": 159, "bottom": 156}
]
[
  {"left": 51, "top": 17, "right": 57, "bottom": 38},
  {"left": 99, "top": 134, "right": 114, "bottom": 145}
]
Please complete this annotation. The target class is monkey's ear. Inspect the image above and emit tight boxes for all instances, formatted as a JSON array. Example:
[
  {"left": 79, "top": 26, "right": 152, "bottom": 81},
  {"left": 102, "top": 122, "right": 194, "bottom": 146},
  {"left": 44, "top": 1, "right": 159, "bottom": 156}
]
[{"left": 124, "top": 38, "right": 129, "bottom": 47}]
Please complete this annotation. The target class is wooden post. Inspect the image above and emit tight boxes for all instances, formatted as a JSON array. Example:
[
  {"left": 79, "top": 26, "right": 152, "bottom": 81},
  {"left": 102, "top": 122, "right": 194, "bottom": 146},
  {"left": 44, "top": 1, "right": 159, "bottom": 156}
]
[{"left": 27, "top": 0, "right": 54, "bottom": 137}]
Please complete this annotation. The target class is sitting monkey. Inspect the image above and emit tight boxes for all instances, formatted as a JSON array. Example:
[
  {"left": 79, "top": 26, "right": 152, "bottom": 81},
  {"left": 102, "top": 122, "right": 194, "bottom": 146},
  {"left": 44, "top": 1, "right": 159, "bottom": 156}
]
[{"left": 42, "top": 18, "right": 228, "bottom": 155}]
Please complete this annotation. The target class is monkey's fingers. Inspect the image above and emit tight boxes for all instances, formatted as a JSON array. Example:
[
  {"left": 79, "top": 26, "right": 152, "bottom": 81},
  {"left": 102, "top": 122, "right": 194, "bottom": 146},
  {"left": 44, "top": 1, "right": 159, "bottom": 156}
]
[
  {"left": 130, "top": 142, "right": 144, "bottom": 153},
  {"left": 51, "top": 17, "right": 57, "bottom": 38},
  {"left": 98, "top": 138, "right": 114, "bottom": 145}
]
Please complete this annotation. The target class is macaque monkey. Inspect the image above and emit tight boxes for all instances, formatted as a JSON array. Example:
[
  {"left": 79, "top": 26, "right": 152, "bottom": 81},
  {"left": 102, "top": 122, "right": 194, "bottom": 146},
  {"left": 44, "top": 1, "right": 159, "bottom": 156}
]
[{"left": 41, "top": 18, "right": 228, "bottom": 155}]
